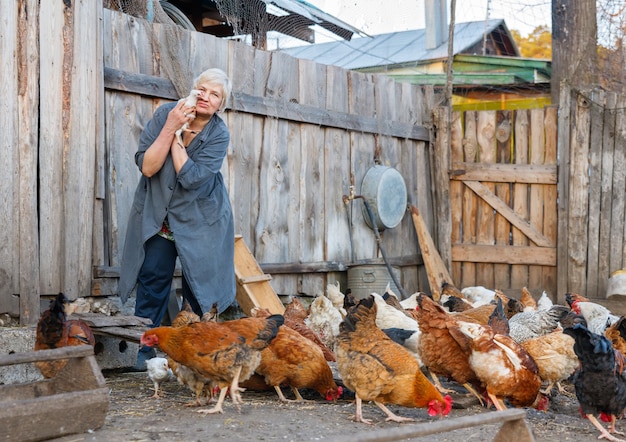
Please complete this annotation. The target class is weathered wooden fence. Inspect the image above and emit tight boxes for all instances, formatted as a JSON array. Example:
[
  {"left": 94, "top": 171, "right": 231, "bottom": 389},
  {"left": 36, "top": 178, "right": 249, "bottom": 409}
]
[
  {"left": 2, "top": 3, "right": 437, "bottom": 324},
  {"left": 557, "top": 85, "right": 626, "bottom": 304},
  {"left": 3, "top": 2, "right": 626, "bottom": 325},
  {"left": 432, "top": 107, "right": 559, "bottom": 299}
]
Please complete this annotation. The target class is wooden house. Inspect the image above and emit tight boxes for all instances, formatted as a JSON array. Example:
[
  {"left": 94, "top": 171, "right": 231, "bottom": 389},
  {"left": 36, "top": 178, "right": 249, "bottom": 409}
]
[{"left": 281, "top": 19, "right": 552, "bottom": 110}]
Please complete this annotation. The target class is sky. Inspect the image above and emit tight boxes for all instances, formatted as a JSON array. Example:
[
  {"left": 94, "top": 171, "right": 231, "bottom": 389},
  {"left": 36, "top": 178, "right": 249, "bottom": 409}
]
[{"left": 303, "top": 0, "right": 551, "bottom": 39}]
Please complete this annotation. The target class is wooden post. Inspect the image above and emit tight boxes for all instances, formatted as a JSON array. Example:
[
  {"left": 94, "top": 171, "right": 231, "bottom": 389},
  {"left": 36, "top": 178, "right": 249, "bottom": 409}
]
[
  {"left": 432, "top": 107, "right": 452, "bottom": 271},
  {"left": 410, "top": 205, "right": 454, "bottom": 300},
  {"left": 556, "top": 83, "right": 572, "bottom": 303}
]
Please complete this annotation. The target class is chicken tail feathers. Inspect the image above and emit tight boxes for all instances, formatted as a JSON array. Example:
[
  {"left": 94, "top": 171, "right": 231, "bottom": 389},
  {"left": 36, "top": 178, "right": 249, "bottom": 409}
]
[
  {"left": 340, "top": 295, "right": 376, "bottom": 334},
  {"left": 36, "top": 293, "right": 70, "bottom": 348},
  {"left": 255, "top": 314, "right": 284, "bottom": 347},
  {"left": 51, "top": 293, "right": 69, "bottom": 320}
]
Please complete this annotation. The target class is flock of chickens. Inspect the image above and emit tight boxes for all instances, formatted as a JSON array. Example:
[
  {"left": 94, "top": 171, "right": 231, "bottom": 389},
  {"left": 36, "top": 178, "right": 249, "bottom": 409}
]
[{"left": 33, "top": 285, "right": 626, "bottom": 441}]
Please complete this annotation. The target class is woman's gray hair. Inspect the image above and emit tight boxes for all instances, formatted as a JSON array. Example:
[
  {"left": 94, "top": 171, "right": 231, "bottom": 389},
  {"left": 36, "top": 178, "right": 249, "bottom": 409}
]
[{"left": 193, "top": 68, "right": 232, "bottom": 112}]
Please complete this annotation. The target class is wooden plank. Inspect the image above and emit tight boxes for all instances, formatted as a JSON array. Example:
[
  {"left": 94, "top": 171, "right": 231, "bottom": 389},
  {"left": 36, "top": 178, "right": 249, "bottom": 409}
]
[
  {"left": 70, "top": 313, "right": 152, "bottom": 328},
  {"left": 38, "top": 0, "right": 66, "bottom": 296},
  {"left": 475, "top": 110, "right": 496, "bottom": 289},
  {"left": 556, "top": 84, "right": 572, "bottom": 302},
  {"left": 410, "top": 205, "right": 454, "bottom": 300},
  {"left": 463, "top": 181, "right": 554, "bottom": 247},
  {"left": 92, "top": 326, "right": 145, "bottom": 343},
  {"left": 0, "top": 0, "right": 19, "bottom": 307},
  {"left": 511, "top": 109, "right": 530, "bottom": 289},
  {"left": 93, "top": 255, "right": 423, "bottom": 278},
  {"left": 542, "top": 106, "right": 559, "bottom": 299},
  {"left": 0, "top": 345, "right": 94, "bottom": 367},
  {"left": 297, "top": 58, "right": 327, "bottom": 297},
  {"left": 372, "top": 75, "right": 407, "bottom": 295},
  {"left": 615, "top": 96, "right": 626, "bottom": 275},
  {"left": 493, "top": 417, "right": 536, "bottom": 442},
  {"left": 348, "top": 70, "right": 378, "bottom": 263},
  {"left": 452, "top": 244, "right": 556, "bottom": 266},
  {"left": 16, "top": 0, "right": 40, "bottom": 324},
  {"left": 568, "top": 93, "right": 592, "bottom": 293},
  {"left": 398, "top": 82, "right": 431, "bottom": 294},
  {"left": 103, "top": 67, "right": 430, "bottom": 141},
  {"left": 234, "top": 236, "right": 285, "bottom": 315},
  {"left": 332, "top": 409, "right": 530, "bottom": 442},
  {"left": 494, "top": 110, "right": 512, "bottom": 290},
  {"left": 240, "top": 274, "right": 272, "bottom": 284},
  {"left": 450, "top": 163, "right": 557, "bottom": 184},
  {"left": 449, "top": 110, "right": 464, "bottom": 287},
  {"left": 598, "top": 93, "right": 618, "bottom": 297},
  {"left": 320, "top": 66, "right": 352, "bottom": 286},
  {"left": 102, "top": 10, "right": 149, "bottom": 269},
  {"left": 460, "top": 111, "right": 478, "bottom": 287},
  {"left": 574, "top": 104, "right": 600, "bottom": 295},
  {"left": 254, "top": 116, "right": 299, "bottom": 295},
  {"left": 58, "top": 0, "right": 100, "bottom": 299},
  {"left": 528, "top": 108, "right": 547, "bottom": 290}
]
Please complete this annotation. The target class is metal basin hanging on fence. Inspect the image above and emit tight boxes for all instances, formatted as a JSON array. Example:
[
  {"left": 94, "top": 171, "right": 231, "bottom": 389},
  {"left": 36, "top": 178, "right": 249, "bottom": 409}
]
[{"left": 360, "top": 165, "right": 407, "bottom": 231}]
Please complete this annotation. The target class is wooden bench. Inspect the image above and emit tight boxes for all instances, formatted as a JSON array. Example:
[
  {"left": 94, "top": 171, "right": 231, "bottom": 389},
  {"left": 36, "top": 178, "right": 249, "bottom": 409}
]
[
  {"left": 0, "top": 345, "right": 109, "bottom": 442},
  {"left": 332, "top": 409, "right": 535, "bottom": 442}
]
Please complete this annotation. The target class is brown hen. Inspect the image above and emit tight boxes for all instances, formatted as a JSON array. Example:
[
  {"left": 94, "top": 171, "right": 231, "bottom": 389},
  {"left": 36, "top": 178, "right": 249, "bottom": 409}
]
[
  {"left": 449, "top": 320, "right": 545, "bottom": 411},
  {"left": 168, "top": 301, "right": 213, "bottom": 406},
  {"left": 251, "top": 307, "right": 343, "bottom": 402},
  {"left": 415, "top": 294, "right": 484, "bottom": 403},
  {"left": 283, "top": 298, "right": 336, "bottom": 362},
  {"left": 141, "top": 314, "right": 284, "bottom": 414},
  {"left": 335, "top": 295, "right": 452, "bottom": 424},
  {"left": 34, "top": 293, "right": 95, "bottom": 378}
]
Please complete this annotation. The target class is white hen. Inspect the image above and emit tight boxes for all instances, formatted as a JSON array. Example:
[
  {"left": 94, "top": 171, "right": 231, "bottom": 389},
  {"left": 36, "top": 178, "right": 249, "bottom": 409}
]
[
  {"left": 460, "top": 286, "right": 495, "bottom": 307},
  {"left": 574, "top": 300, "right": 620, "bottom": 335},
  {"left": 537, "top": 291, "right": 554, "bottom": 311},
  {"left": 400, "top": 292, "right": 420, "bottom": 310},
  {"left": 325, "top": 281, "right": 347, "bottom": 317},
  {"left": 305, "top": 294, "right": 343, "bottom": 351},
  {"left": 147, "top": 357, "right": 171, "bottom": 398}
]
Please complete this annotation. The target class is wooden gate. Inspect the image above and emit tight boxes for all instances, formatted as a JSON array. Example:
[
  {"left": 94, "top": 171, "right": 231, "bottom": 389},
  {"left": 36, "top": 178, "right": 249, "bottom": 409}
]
[{"left": 443, "top": 107, "right": 558, "bottom": 298}]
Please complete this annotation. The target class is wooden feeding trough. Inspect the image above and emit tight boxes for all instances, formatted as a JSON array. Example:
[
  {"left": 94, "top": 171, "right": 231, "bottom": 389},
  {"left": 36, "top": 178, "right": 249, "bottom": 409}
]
[{"left": 0, "top": 345, "right": 109, "bottom": 442}]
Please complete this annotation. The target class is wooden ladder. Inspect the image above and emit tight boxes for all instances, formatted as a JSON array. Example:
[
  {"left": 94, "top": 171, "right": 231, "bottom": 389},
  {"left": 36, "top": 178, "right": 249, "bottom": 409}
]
[{"left": 234, "top": 235, "right": 285, "bottom": 315}]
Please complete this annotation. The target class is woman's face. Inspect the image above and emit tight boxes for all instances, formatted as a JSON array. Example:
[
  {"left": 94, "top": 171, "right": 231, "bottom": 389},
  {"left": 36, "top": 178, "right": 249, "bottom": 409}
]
[{"left": 194, "top": 81, "right": 223, "bottom": 117}]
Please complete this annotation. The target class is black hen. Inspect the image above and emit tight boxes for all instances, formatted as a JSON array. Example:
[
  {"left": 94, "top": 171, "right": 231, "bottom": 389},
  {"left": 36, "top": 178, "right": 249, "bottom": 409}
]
[{"left": 563, "top": 323, "right": 626, "bottom": 441}]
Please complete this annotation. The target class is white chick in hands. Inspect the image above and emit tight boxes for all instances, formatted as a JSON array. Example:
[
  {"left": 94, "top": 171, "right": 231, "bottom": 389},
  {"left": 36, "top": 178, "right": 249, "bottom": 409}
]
[
  {"left": 175, "top": 89, "right": 202, "bottom": 146},
  {"left": 147, "top": 357, "right": 171, "bottom": 398}
]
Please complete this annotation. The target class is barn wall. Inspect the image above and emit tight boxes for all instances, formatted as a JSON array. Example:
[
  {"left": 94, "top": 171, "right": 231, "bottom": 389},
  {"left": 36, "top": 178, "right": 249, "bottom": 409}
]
[
  {"left": 98, "top": 9, "right": 436, "bottom": 302},
  {"left": 0, "top": 3, "right": 439, "bottom": 324}
]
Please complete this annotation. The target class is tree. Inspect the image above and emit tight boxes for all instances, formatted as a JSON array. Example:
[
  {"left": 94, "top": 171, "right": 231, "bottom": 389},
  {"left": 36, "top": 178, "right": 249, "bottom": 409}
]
[
  {"left": 551, "top": 0, "right": 598, "bottom": 102},
  {"left": 511, "top": 26, "right": 552, "bottom": 60}
]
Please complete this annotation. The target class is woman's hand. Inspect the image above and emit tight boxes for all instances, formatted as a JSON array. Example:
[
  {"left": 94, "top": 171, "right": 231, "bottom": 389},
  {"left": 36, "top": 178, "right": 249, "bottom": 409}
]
[{"left": 165, "top": 99, "right": 196, "bottom": 136}]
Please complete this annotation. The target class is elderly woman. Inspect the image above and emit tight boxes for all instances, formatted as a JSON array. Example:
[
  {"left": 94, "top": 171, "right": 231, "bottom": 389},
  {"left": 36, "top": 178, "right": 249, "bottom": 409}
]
[{"left": 119, "top": 68, "right": 236, "bottom": 370}]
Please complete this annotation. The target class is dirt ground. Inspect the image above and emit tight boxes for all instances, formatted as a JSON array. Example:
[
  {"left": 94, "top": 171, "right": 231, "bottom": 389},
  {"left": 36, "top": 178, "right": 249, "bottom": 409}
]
[{"left": 47, "top": 362, "right": 623, "bottom": 442}]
